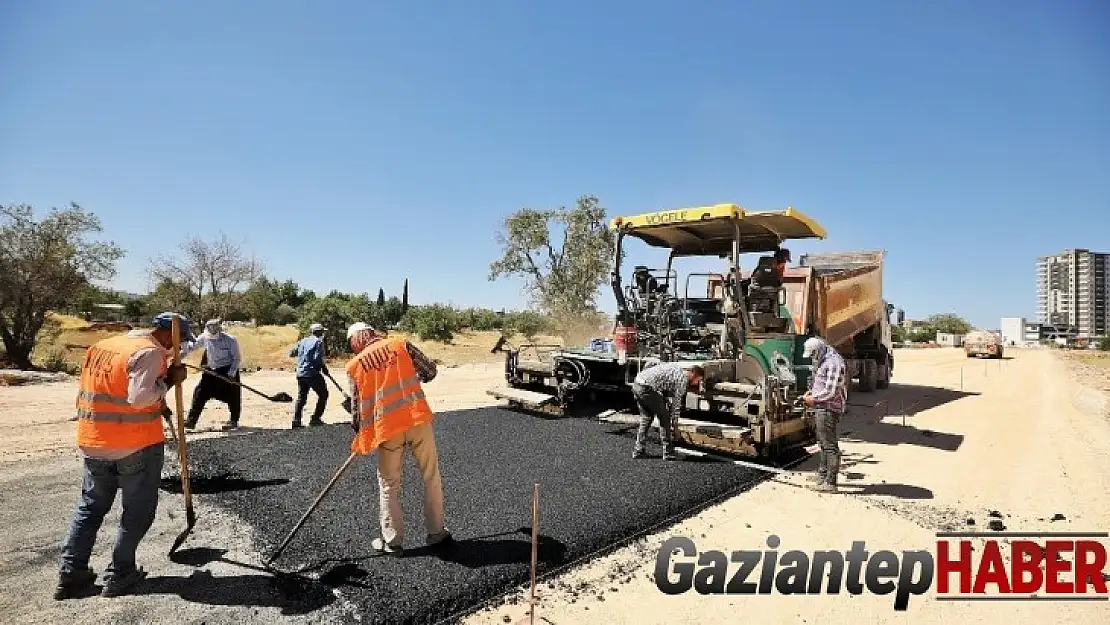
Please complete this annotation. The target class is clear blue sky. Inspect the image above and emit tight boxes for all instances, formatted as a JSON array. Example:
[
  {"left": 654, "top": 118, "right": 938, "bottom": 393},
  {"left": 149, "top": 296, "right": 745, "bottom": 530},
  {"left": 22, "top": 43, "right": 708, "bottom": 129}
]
[{"left": 2, "top": 1, "right": 1107, "bottom": 330}]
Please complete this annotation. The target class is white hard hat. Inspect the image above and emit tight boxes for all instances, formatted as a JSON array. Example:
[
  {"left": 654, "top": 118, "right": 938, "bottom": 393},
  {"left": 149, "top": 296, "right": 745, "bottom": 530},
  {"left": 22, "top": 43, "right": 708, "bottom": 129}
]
[
  {"left": 309, "top": 322, "right": 327, "bottom": 333},
  {"left": 802, "top": 337, "right": 824, "bottom": 358},
  {"left": 347, "top": 322, "right": 376, "bottom": 340}
]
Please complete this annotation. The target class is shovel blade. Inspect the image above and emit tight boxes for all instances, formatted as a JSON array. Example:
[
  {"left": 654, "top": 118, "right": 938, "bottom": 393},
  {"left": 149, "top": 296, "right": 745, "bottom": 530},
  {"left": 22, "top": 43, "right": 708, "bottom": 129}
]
[
  {"left": 272, "top": 392, "right": 294, "bottom": 403},
  {"left": 168, "top": 505, "right": 197, "bottom": 554}
]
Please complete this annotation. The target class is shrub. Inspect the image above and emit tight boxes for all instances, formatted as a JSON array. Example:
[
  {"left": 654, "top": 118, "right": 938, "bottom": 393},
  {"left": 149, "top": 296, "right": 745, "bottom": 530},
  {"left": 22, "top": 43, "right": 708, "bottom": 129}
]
[
  {"left": 297, "top": 297, "right": 359, "bottom": 356},
  {"left": 1098, "top": 336, "right": 1110, "bottom": 351},
  {"left": 401, "top": 304, "right": 461, "bottom": 341},
  {"left": 274, "top": 303, "right": 299, "bottom": 325},
  {"left": 505, "top": 311, "right": 550, "bottom": 341},
  {"left": 39, "top": 347, "right": 80, "bottom": 375}
]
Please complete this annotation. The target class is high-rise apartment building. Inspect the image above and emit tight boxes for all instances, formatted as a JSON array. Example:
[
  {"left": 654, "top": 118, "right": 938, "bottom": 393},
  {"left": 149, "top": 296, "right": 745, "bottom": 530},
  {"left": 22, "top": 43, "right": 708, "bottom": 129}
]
[{"left": 1036, "top": 249, "right": 1109, "bottom": 338}]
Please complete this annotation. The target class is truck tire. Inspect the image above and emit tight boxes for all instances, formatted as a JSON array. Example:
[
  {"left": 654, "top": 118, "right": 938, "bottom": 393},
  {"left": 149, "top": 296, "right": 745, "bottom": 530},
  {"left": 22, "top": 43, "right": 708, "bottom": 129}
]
[
  {"left": 876, "top": 362, "right": 891, "bottom": 389},
  {"left": 857, "top": 359, "right": 878, "bottom": 392}
]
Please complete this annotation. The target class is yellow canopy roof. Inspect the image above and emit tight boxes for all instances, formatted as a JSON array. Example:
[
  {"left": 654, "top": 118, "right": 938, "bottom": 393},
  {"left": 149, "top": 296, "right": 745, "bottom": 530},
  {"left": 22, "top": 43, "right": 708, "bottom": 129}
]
[{"left": 610, "top": 204, "right": 827, "bottom": 256}]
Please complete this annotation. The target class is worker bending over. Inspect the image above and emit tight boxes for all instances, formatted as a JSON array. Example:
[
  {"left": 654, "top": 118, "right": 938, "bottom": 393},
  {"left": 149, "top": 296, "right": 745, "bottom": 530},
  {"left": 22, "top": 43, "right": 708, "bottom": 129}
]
[
  {"left": 631, "top": 362, "right": 704, "bottom": 461},
  {"left": 344, "top": 322, "right": 452, "bottom": 554},
  {"left": 802, "top": 336, "right": 847, "bottom": 493},
  {"left": 289, "top": 322, "right": 330, "bottom": 428},
  {"left": 55, "top": 312, "right": 191, "bottom": 600},
  {"left": 182, "top": 318, "right": 242, "bottom": 431}
]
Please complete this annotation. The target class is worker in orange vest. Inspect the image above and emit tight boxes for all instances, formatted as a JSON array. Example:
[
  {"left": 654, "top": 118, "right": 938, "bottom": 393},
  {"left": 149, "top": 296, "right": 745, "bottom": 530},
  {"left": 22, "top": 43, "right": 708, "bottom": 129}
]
[
  {"left": 54, "top": 312, "right": 192, "bottom": 600},
  {"left": 344, "top": 322, "right": 452, "bottom": 554}
]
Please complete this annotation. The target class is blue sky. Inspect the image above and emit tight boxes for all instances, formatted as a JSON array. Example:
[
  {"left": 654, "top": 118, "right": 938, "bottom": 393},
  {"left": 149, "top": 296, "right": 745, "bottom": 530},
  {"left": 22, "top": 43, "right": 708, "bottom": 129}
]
[{"left": 2, "top": 1, "right": 1107, "bottom": 330}]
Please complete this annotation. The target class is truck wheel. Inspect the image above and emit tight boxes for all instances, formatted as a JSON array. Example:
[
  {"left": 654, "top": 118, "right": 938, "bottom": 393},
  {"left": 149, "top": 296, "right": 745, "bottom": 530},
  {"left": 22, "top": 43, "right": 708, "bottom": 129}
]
[
  {"left": 857, "top": 359, "right": 878, "bottom": 392},
  {"left": 876, "top": 362, "right": 891, "bottom": 389}
]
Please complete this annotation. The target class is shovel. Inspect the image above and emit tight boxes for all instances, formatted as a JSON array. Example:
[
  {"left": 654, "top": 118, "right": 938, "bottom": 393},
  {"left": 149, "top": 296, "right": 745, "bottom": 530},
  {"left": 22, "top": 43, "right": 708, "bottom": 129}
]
[
  {"left": 266, "top": 451, "right": 359, "bottom": 566},
  {"left": 183, "top": 363, "right": 294, "bottom": 402},
  {"left": 323, "top": 370, "right": 353, "bottom": 414},
  {"left": 169, "top": 314, "right": 197, "bottom": 555}
]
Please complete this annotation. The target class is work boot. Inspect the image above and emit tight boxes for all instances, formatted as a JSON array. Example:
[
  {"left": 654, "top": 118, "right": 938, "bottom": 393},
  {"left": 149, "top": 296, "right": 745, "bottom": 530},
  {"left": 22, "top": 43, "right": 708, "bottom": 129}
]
[
  {"left": 631, "top": 449, "right": 646, "bottom": 459},
  {"left": 291, "top": 421, "right": 304, "bottom": 429},
  {"left": 308, "top": 418, "right": 324, "bottom": 427},
  {"left": 53, "top": 568, "right": 97, "bottom": 600},
  {"left": 807, "top": 473, "right": 826, "bottom": 484},
  {"left": 371, "top": 538, "right": 403, "bottom": 555},
  {"left": 809, "top": 483, "right": 838, "bottom": 494},
  {"left": 184, "top": 418, "right": 198, "bottom": 431},
  {"left": 100, "top": 568, "right": 147, "bottom": 598},
  {"left": 221, "top": 421, "right": 239, "bottom": 431},
  {"left": 427, "top": 530, "right": 454, "bottom": 548}
]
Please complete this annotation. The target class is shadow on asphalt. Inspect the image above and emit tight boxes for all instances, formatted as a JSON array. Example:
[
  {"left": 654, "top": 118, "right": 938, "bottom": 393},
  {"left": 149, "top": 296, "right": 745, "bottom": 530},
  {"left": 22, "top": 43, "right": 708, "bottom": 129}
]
[{"left": 159, "top": 475, "right": 291, "bottom": 494}]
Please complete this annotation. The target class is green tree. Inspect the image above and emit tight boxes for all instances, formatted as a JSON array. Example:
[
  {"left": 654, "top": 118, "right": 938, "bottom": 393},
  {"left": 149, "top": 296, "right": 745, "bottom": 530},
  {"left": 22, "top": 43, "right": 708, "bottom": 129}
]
[
  {"left": 402, "top": 279, "right": 409, "bottom": 313},
  {"left": 0, "top": 203, "right": 125, "bottom": 369},
  {"left": 1098, "top": 336, "right": 1110, "bottom": 351},
  {"left": 891, "top": 324, "right": 907, "bottom": 343},
  {"left": 926, "top": 313, "right": 972, "bottom": 335},
  {"left": 146, "top": 278, "right": 199, "bottom": 317},
  {"left": 297, "top": 296, "right": 359, "bottom": 356},
  {"left": 377, "top": 288, "right": 386, "bottom": 306},
  {"left": 400, "top": 304, "right": 460, "bottom": 341},
  {"left": 242, "top": 276, "right": 282, "bottom": 324},
  {"left": 489, "top": 195, "right": 615, "bottom": 320}
]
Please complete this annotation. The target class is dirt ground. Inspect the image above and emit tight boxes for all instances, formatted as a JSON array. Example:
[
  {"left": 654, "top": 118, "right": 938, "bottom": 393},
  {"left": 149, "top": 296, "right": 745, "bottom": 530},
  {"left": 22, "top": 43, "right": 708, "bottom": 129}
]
[{"left": 0, "top": 348, "right": 1107, "bottom": 623}]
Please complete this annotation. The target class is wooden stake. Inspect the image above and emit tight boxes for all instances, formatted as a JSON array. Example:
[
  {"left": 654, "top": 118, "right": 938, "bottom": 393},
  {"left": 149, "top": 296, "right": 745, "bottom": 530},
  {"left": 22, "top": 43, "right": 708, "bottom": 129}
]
[{"left": 530, "top": 483, "right": 539, "bottom": 625}]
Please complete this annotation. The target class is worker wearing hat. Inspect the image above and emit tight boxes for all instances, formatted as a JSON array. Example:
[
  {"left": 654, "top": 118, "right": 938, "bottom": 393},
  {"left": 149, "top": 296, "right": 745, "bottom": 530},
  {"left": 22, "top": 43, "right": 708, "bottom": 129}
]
[
  {"left": 56, "top": 312, "right": 192, "bottom": 600},
  {"left": 801, "top": 336, "right": 847, "bottom": 493},
  {"left": 344, "top": 322, "right": 452, "bottom": 554},
  {"left": 181, "top": 319, "right": 243, "bottom": 431},
  {"left": 288, "top": 322, "right": 330, "bottom": 428}
]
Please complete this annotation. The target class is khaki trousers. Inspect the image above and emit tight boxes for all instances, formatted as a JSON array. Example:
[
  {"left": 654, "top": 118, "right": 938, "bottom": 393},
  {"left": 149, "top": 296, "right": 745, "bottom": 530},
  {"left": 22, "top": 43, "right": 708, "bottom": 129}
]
[{"left": 376, "top": 422, "right": 446, "bottom": 546}]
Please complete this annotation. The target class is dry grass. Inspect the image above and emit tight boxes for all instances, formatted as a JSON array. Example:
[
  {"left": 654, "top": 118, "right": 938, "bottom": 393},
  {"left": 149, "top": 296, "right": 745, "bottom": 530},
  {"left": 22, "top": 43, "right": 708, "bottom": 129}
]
[
  {"left": 28, "top": 313, "right": 568, "bottom": 372},
  {"left": 1058, "top": 350, "right": 1110, "bottom": 393}
]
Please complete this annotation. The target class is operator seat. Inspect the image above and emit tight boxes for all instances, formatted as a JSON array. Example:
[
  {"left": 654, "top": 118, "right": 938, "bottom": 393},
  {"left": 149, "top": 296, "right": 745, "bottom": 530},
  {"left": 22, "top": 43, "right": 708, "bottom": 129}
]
[{"left": 747, "top": 255, "right": 788, "bottom": 332}]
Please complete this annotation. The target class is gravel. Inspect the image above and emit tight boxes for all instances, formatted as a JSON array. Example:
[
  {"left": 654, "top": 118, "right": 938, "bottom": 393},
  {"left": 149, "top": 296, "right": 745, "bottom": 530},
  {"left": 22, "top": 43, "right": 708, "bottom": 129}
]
[{"left": 172, "top": 406, "right": 769, "bottom": 624}]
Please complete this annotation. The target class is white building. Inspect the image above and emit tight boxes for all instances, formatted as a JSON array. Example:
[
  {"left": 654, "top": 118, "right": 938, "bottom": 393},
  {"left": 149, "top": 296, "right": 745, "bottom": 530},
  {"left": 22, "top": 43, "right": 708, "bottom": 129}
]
[
  {"left": 1000, "top": 317, "right": 1025, "bottom": 346},
  {"left": 936, "top": 332, "right": 964, "bottom": 347}
]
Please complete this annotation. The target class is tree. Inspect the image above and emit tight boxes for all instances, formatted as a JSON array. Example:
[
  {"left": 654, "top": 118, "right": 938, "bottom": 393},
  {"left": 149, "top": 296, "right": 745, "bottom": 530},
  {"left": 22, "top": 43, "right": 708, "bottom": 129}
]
[
  {"left": 242, "top": 276, "right": 282, "bottom": 324},
  {"left": 149, "top": 233, "right": 261, "bottom": 317},
  {"left": 1098, "top": 336, "right": 1110, "bottom": 352},
  {"left": 402, "top": 279, "right": 409, "bottom": 313},
  {"left": 488, "top": 195, "right": 615, "bottom": 319},
  {"left": 146, "top": 278, "right": 200, "bottom": 317},
  {"left": 926, "top": 313, "right": 972, "bottom": 335},
  {"left": 377, "top": 288, "right": 386, "bottom": 306},
  {"left": 297, "top": 296, "right": 359, "bottom": 357},
  {"left": 0, "top": 203, "right": 124, "bottom": 369},
  {"left": 891, "top": 324, "right": 907, "bottom": 343}
]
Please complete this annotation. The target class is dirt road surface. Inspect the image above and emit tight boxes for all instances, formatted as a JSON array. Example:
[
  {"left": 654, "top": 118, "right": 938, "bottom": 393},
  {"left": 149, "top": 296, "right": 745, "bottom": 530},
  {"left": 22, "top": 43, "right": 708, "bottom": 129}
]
[{"left": 1, "top": 349, "right": 1107, "bottom": 624}]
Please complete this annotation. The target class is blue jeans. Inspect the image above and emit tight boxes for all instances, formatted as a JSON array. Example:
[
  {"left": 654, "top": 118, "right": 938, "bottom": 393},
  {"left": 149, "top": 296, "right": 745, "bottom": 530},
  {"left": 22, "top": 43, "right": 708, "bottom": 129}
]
[
  {"left": 59, "top": 443, "right": 164, "bottom": 579},
  {"left": 293, "top": 374, "right": 329, "bottom": 423}
]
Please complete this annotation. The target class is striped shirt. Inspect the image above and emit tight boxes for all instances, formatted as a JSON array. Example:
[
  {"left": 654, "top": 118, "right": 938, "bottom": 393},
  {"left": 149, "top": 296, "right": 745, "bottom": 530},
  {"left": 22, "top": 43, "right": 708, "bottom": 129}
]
[
  {"left": 634, "top": 362, "right": 691, "bottom": 421},
  {"left": 810, "top": 348, "right": 847, "bottom": 414}
]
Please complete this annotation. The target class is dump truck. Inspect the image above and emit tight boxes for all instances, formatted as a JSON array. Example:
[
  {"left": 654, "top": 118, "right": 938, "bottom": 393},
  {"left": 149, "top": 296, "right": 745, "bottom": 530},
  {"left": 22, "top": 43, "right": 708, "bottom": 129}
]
[
  {"left": 964, "top": 330, "right": 1004, "bottom": 359},
  {"left": 487, "top": 203, "right": 895, "bottom": 459}
]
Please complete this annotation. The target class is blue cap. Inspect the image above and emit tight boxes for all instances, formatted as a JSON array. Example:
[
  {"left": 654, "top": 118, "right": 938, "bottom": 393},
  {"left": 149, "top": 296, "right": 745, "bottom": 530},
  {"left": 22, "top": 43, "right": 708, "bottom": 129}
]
[{"left": 152, "top": 312, "right": 195, "bottom": 342}]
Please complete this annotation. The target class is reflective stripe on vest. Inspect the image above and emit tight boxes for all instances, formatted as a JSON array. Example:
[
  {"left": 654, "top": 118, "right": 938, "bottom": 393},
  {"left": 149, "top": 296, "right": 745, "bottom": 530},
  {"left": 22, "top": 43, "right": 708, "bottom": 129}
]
[
  {"left": 75, "top": 334, "right": 166, "bottom": 449},
  {"left": 346, "top": 338, "right": 435, "bottom": 455}
]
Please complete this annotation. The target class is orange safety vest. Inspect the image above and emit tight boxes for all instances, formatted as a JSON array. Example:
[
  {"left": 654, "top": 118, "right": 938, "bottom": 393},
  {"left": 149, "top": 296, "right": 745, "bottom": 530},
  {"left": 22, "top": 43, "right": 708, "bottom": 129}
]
[
  {"left": 75, "top": 334, "right": 167, "bottom": 449},
  {"left": 347, "top": 337, "right": 434, "bottom": 455}
]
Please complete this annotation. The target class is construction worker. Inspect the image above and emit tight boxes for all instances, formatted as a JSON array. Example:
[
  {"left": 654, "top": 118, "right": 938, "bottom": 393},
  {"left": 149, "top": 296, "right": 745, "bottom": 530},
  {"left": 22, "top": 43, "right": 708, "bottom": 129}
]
[
  {"left": 802, "top": 336, "right": 847, "bottom": 493},
  {"left": 631, "top": 362, "right": 704, "bottom": 460},
  {"left": 289, "top": 322, "right": 330, "bottom": 428},
  {"left": 55, "top": 312, "right": 192, "bottom": 600},
  {"left": 181, "top": 319, "right": 242, "bottom": 431},
  {"left": 344, "top": 322, "right": 452, "bottom": 554}
]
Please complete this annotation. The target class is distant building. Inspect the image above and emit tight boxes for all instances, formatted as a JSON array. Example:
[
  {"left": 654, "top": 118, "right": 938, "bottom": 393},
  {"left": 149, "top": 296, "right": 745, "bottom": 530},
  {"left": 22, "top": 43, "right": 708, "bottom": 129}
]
[
  {"left": 894, "top": 308, "right": 905, "bottom": 324},
  {"left": 1000, "top": 317, "right": 1026, "bottom": 346},
  {"left": 1036, "top": 248, "right": 1108, "bottom": 338},
  {"left": 936, "top": 332, "right": 965, "bottom": 347}
]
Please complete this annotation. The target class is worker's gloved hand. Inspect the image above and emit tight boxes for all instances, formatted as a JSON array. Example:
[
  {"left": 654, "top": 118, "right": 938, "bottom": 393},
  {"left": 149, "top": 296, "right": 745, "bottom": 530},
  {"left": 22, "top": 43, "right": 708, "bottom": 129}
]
[
  {"left": 164, "top": 363, "right": 188, "bottom": 387},
  {"left": 161, "top": 405, "right": 173, "bottom": 420}
]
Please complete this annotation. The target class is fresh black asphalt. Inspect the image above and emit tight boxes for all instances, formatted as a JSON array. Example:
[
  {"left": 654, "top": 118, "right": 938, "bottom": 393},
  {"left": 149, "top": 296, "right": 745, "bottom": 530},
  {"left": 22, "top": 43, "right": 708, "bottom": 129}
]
[{"left": 166, "top": 407, "right": 776, "bottom": 624}]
